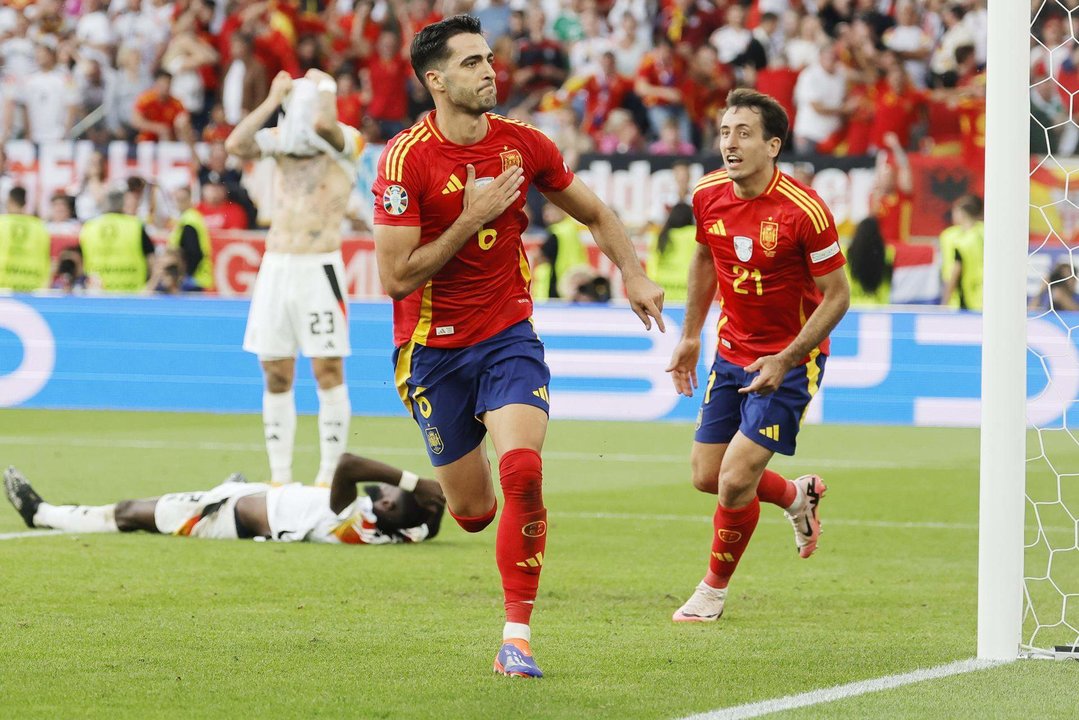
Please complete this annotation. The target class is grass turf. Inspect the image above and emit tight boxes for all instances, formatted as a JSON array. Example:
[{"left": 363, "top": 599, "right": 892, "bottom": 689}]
[{"left": 0, "top": 410, "right": 1076, "bottom": 719}]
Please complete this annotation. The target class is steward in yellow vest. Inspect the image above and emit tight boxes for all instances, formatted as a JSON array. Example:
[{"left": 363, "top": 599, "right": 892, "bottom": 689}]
[
  {"left": 532, "top": 204, "right": 590, "bottom": 300},
  {"left": 167, "top": 186, "right": 213, "bottom": 291},
  {"left": 940, "top": 195, "right": 984, "bottom": 311},
  {"left": 647, "top": 203, "right": 697, "bottom": 303},
  {"left": 79, "top": 191, "right": 154, "bottom": 293},
  {"left": 0, "top": 187, "right": 51, "bottom": 291}
]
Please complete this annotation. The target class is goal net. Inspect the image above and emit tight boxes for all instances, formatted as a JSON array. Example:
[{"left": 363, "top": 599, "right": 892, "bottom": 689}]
[{"left": 1024, "top": 0, "right": 1079, "bottom": 660}]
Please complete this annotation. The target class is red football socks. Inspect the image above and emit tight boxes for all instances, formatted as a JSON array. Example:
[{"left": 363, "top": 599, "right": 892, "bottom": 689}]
[
  {"left": 703, "top": 497, "right": 761, "bottom": 589},
  {"left": 449, "top": 500, "right": 497, "bottom": 533},
  {"left": 496, "top": 448, "right": 546, "bottom": 626},
  {"left": 756, "top": 468, "right": 798, "bottom": 508}
]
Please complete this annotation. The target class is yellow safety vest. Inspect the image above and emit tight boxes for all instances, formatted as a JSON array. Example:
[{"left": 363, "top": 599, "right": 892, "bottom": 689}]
[
  {"left": 80, "top": 213, "right": 148, "bottom": 292},
  {"left": 954, "top": 223, "right": 984, "bottom": 311},
  {"left": 168, "top": 208, "right": 214, "bottom": 290},
  {"left": 0, "top": 213, "right": 51, "bottom": 291},
  {"left": 647, "top": 225, "right": 697, "bottom": 303}
]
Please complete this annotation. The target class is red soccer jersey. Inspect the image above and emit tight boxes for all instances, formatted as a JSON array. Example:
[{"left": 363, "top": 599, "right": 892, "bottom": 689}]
[
  {"left": 373, "top": 112, "right": 575, "bottom": 348},
  {"left": 693, "top": 168, "right": 845, "bottom": 367},
  {"left": 873, "top": 188, "right": 914, "bottom": 245}
]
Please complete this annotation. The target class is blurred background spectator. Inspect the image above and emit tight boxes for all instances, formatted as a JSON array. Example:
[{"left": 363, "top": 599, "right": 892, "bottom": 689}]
[{"left": 0, "top": 185, "right": 51, "bottom": 291}]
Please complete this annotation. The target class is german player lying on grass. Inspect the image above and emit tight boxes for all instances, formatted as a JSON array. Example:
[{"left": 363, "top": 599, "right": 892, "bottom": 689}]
[{"left": 3, "top": 454, "right": 445, "bottom": 545}]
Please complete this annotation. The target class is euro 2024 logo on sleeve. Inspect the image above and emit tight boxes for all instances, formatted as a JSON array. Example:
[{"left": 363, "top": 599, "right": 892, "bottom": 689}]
[
  {"left": 0, "top": 299, "right": 55, "bottom": 407},
  {"left": 383, "top": 185, "right": 408, "bottom": 216}
]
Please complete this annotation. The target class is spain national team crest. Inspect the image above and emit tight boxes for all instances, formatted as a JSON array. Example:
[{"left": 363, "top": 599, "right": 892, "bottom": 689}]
[
  {"left": 733, "top": 235, "right": 753, "bottom": 262},
  {"left": 424, "top": 426, "right": 444, "bottom": 455},
  {"left": 383, "top": 185, "right": 408, "bottom": 216},
  {"left": 760, "top": 221, "right": 779, "bottom": 257},
  {"left": 500, "top": 148, "right": 523, "bottom": 173}
]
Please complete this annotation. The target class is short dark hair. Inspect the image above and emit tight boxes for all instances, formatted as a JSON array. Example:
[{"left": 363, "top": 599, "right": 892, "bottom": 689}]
[
  {"left": 725, "top": 88, "right": 790, "bottom": 154},
  {"left": 364, "top": 484, "right": 444, "bottom": 540},
  {"left": 9, "top": 186, "right": 27, "bottom": 208},
  {"left": 410, "top": 14, "right": 483, "bottom": 87},
  {"left": 954, "top": 194, "right": 983, "bottom": 218},
  {"left": 154, "top": 68, "right": 172, "bottom": 82}
]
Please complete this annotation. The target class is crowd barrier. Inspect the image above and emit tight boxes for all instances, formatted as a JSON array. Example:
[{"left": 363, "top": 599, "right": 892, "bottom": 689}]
[{"left": 1, "top": 296, "right": 1072, "bottom": 428}]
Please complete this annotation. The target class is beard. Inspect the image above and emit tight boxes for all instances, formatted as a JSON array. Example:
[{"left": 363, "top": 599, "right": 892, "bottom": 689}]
[{"left": 447, "top": 83, "right": 498, "bottom": 115}]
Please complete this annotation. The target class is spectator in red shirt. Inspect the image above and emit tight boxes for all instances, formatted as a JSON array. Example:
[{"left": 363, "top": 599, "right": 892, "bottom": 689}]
[
  {"left": 196, "top": 180, "right": 247, "bottom": 231},
  {"left": 131, "top": 70, "right": 190, "bottom": 142},
  {"left": 635, "top": 37, "right": 691, "bottom": 143},
  {"left": 656, "top": 0, "right": 723, "bottom": 48},
  {"left": 869, "top": 64, "right": 926, "bottom": 151},
  {"left": 360, "top": 28, "right": 414, "bottom": 140},
  {"left": 870, "top": 133, "right": 915, "bottom": 245},
  {"left": 335, "top": 69, "right": 364, "bottom": 129},
  {"left": 201, "top": 103, "right": 235, "bottom": 144},
  {"left": 680, "top": 44, "right": 733, "bottom": 149},
  {"left": 577, "top": 51, "right": 633, "bottom": 140}
]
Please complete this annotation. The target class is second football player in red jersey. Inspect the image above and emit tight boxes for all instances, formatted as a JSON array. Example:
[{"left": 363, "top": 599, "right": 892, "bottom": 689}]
[
  {"left": 371, "top": 15, "right": 665, "bottom": 677},
  {"left": 666, "top": 89, "right": 850, "bottom": 623}
]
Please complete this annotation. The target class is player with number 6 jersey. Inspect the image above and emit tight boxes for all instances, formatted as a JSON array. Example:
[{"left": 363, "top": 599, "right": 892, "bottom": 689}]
[
  {"left": 667, "top": 89, "right": 850, "bottom": 624},
  {"left": 372, "top": 109, "right": 572, "bottom": 348},
  {"left": 373, "top": 15, "right": 665, "bottom": 678}
]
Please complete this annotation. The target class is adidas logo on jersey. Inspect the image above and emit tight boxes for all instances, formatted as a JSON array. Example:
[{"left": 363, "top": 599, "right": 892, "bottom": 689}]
[
  {"left": 532, "top": 386, "right": 549, "bottom": 402},
  {"left": 441, "top": 174, "right": 464, "bottom": 195},
  {"left": 759, "top": 424, "right": 780, "bottom": 441},
  {"left": 707, "top": 220, "right": 726, "bottom": 235}
]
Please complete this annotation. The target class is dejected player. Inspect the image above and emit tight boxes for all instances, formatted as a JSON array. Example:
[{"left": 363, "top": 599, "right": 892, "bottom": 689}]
[
  {"left": 372, "top": 15, "right": 665, "bottom": 677},
  {"left": 666, "top": 89, "right": 850, "bottom": 622},
  {"left": 4, "top": 454, "right": 445, "bottom": 545},
  {"left": 225, "top": 69, "right": 364, "bottom": 488}
]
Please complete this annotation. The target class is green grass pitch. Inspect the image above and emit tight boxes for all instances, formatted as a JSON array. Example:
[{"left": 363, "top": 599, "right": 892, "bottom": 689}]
[{"left": 0, "top": 410, "right": 1076, "bottom": 719}]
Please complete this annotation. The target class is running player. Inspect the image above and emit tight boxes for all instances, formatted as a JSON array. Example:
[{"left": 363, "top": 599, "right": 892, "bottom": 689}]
[
  {"left": 666, "top": 89, "right": 850, "bottom": 622},
  {"left": 372, "top": 15, "right": 665, "bottom": 677},
  {"left": 4, "top": 454, "right": 445, "bottom": 545},
  {"left": 225, "top": 69, "right": 364, "bottom": 487}
]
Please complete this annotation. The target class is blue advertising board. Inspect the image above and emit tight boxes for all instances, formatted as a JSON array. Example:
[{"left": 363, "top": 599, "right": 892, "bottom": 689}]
[{"left": 0, "top": 295, "right": 1072, "bottom": 428}]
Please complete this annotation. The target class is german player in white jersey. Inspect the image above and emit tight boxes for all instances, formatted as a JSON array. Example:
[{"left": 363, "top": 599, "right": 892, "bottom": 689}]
[
  {"left": 226, "top": 69, "right": 366, "bottom": 488},
  {"left": 4, "top": 455, "right": 445, "bottom": 545}
]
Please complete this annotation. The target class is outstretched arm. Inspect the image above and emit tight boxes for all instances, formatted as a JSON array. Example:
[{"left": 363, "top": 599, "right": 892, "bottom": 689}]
[
  {"left": 329, "top": 453, "right": 444, "bottom": 514},
  {"left": 224, "top": 71, "right": 292, "bottom": 160},
  {"left": 543, "top": 178, "right": 666, "bottom": 331}
]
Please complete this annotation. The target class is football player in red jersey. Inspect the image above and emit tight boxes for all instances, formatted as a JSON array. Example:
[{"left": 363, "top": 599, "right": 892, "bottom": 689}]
[
  {"left": 372, "top": 15, "right": 665, "bottom": 677},
  {"left": 666, "top": 89, "right": 850, "bottom": 623}
]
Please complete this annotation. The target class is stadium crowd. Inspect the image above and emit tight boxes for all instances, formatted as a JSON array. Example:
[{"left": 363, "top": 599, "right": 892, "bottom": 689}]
[{"left": 0, "top": 0, "right": 1063, "bottom": 309}]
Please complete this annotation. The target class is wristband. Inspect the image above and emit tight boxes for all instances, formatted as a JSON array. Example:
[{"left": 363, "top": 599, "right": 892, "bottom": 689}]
[
  {"left": 399, "top": 471, "right": 419, "bottom": 493},
  {"left": 318, "top": 77, "right": 337, "bottom": 94}
]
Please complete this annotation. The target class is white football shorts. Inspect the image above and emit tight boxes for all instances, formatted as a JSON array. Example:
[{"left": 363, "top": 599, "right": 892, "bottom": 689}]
[
  {"left": 154, "top": 481, "right": 271, "bottom": 539},
  {"left": 242, "top": 251, "right": 352, "bottom": 359}
]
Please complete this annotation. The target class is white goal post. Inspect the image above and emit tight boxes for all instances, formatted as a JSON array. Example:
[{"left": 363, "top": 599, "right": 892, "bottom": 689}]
[{"left": 977, "top": 0, "right": 1029, "bottom": 660}]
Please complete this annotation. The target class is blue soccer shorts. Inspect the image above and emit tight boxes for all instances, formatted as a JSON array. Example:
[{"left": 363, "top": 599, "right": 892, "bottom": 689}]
[
  {"left": 392, "top": 320, "right": 551, "bottom": 466},
  {"left": 694, "top": 351, "right": 827, "bottom": 456}
]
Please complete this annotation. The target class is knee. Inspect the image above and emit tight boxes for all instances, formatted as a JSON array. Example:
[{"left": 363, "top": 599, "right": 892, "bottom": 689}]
[
  {"left": 264, "top": 369, "right": 293, "bottom": 394},
  {"left": 314, "top": 361, "right": 344, "bottom": 389},
  {"left": 717, "top": 466, "right": 756, "bottom": 507},
  {"left": 113, "top": 500, "right": 141, "bottom": 532},
  {"left": 690, "top": 470, "right": 719, "bottom": 495}
]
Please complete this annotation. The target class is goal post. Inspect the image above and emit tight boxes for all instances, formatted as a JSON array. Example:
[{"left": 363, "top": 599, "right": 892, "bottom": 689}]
[{"left": 977, "top": 0, "right": 1029, "bottom": 660}]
